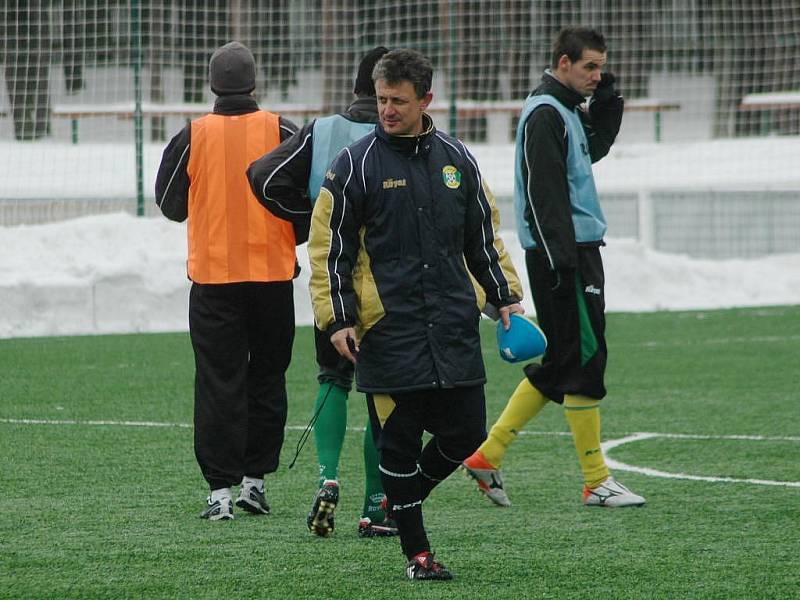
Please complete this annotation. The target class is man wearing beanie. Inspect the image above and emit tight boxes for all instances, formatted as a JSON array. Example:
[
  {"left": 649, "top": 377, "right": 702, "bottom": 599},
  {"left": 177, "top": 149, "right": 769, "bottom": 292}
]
[
  {"left": 155, "top": 41, "right": 300, "bottom": 521},
  {"left": 247, "top": 46, "right": 398, "bottom": 539}
]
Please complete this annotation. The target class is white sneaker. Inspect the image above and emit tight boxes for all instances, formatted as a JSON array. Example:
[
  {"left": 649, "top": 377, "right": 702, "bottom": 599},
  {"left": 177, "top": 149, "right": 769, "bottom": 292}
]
[
  {"left": 462, "top": 451, "right": 511, "bottom": 507},
  {"left": 583, "top": 477, "right": 645, "bottom": 507},
  {"left": 200, "top": 496, "right": 234, "bottom": 520},
  {"left": 236, "top": 483, "right": 270, "bottom": 515}
]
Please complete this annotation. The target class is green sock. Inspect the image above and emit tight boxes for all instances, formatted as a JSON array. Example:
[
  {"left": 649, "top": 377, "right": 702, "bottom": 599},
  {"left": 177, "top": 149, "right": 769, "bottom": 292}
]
[
  {"left": 361, "top": 417, "right": 386, "bottom": 521},
  {"left": 313, "top": 383, "right": 348, "bottom": 486}
]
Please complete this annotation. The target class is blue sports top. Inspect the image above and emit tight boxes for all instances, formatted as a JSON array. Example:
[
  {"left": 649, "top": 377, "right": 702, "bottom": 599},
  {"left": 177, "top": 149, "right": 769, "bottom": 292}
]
[
  {"left": 308, "top": 115, "right": 375, "bottom": 202},
  {"left": 513, "top": 94, "right": 606, "bottom": 250}
]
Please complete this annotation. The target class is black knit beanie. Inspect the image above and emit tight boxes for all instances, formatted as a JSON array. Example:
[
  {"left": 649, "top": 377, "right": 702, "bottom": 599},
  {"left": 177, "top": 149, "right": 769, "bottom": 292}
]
[
  {"left": 353, "top": 46, "right": 390, "bottom": 96},
  {"left": 209, "top": 41, "right": 256, "bottom": 96}
]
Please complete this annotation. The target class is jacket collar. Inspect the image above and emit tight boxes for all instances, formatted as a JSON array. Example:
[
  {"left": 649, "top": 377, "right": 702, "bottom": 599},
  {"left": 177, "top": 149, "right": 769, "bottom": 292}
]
[
  {"left": 344, "top": 96, "right": 379, "bottom": 123},
  {"left": 375, "top": 113, "right": 435, "bottom": 156},
  {"left": 213, "top": 94, "right": 260, "bottom": 115},
  {"left": 532, "top": 70, "right": 586, "bottom": 110}
]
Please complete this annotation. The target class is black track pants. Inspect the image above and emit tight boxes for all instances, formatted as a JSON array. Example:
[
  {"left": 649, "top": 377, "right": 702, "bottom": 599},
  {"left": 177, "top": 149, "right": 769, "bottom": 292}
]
[
  {"left": 190, "top": 280, "right": 294, "bottom": 490},
  {"left": 523, "top": 246, "right": 607, "bottom": 403}
]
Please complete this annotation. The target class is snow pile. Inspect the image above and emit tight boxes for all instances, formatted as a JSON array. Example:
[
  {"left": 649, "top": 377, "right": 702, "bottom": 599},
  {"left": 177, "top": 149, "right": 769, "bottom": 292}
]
[{"left": 1, "top": 212, "right": 798, "bottom": 339}]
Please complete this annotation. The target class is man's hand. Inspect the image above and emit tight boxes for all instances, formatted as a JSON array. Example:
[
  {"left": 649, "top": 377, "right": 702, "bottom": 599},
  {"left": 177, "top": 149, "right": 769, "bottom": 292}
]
[
  {"left": 498, "top": 303, "right": 525, "bottom": 331},
  {"left": 331, "top": 327, "right": 359, "bottom": 364},
  {"left": 592, "top": 72, "right": 619, "bottom": 105}
]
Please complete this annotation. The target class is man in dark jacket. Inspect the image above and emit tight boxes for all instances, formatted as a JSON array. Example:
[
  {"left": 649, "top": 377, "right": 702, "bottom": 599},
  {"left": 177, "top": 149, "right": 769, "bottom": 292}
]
[
  {"left": 155, "top": 41, "right": 299, "bottom": 521},
  {"left": 463, "top": 27, "right": 646, "bottom": 509},
  {"left": 308, "top": 48, "right": 523, "bottom": 581},
  {"left": 247, "top": 46, "right": 399, "bottom": 540}
]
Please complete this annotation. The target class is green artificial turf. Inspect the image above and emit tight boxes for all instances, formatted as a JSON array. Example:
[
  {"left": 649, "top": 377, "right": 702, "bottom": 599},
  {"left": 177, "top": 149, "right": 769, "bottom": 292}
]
[{"left": 1, "top": 306, "right": 798, "bottom": 599}]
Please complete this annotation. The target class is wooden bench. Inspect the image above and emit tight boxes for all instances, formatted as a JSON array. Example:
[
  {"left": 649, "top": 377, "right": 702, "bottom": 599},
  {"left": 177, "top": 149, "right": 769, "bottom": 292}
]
[
  {"left": 51, "top": 102, "right": 324, "bottom": 143},
  {"left": 46, "top": 97, "right": 681, "bottom": 144},
  {"left": 428, "top": 98, "right": 680, "bottom": 143},
  {"left": 739, "top": 91, "right": 800, "bottom": 111},
  {"left": 427, "top": 100, "right": 520, "bottom": 144},
  {"left": 624, "top": 98, "right": 681, "bottom": 143},
  {"left": 739, "top": 91, "right": 800, "bottom": 135}
]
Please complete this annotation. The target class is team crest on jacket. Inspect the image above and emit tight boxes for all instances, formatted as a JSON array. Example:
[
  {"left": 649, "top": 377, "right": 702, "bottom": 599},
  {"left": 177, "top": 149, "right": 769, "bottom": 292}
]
[{"left": 442, "top": 165, "right": 461, "bottom": 189}]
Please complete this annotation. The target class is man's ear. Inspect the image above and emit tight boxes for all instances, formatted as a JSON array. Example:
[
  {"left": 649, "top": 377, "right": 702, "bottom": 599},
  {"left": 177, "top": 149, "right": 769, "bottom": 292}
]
[
  {"left": 420, "top": 91, "right": 433, "bottom": 110},
  {"left": 556, "top": 54, "right": 572, "bottom": 72}
]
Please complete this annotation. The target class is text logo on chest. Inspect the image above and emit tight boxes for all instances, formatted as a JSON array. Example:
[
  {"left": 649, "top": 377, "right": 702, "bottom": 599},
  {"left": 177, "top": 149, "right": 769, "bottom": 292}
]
[{"left": 382, "top": 178, "right": 407, "bottom": 190}]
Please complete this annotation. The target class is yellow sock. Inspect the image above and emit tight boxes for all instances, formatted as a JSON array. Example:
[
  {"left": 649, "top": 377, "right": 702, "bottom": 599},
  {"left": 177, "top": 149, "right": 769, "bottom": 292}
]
[
  {"left": 564, "top": 395, "right": 609, "bottom": 488},
  {"left": 480, "top": 378, "right": 549, "bottom": 468}
]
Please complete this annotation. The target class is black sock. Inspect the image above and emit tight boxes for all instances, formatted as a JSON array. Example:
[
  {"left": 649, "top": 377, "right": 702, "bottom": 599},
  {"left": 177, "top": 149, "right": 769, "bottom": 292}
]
[
  {"left": 419, "top": 437, "right": 463, "bottom": 501},
  {"left": 379, "top": 457, "right": 429, "bottom": 559}
]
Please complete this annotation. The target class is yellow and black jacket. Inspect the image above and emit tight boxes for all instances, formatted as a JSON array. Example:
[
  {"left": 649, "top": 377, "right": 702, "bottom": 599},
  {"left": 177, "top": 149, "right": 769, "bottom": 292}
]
[{"left": 308, "top": 115, "right": 522, "bottom": 393}]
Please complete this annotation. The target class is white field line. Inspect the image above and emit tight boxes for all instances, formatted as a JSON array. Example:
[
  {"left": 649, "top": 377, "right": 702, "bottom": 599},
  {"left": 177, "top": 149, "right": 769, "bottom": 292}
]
[
  {"left": 2, "top": 418, "right": 798, "bottom": 488},
  {"left": 0, "top": 419, "right": 582, "bottom": 435},
  {"left": 1, "top": 418, "right": 194, "bottom": 428},
  {"left": 618, "top": 334, "right": 800, "bottom": 348},
  {"left": 2, "top": 418, "right": 797, "bottom": 443},
  {"left": 1, "top": 418, "right": 308, "bottom": 430},
  {"left": 602, "top": 432, "right": 800, "bottom": 488}
]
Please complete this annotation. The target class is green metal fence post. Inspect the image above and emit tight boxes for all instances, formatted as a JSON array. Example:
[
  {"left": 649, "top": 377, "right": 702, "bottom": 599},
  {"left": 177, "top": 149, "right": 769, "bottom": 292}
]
[
  {"left": 132, "top": 0, "right": 145, "bottom": 216},
  {"left": 448, "top": 2, "right": 457, "bottom": 136},
  {"left": 655, "top": 110, "right": 662, "bottom": 143}
]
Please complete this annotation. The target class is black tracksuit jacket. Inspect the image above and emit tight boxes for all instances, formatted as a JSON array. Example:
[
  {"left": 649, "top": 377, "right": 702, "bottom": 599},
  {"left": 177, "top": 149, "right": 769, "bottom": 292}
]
[
  {"left": 308, "top": 115, "right": 522, "bottom": 393},
  {"left": 246, "top": 96, "right": 379, "bottom": 242},
  {"left": 520, "top": 72, "right": 623, "bottom": 273}
]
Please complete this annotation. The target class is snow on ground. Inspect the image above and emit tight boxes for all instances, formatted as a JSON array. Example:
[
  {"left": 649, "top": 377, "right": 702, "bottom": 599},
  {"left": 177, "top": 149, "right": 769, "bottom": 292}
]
[
  {"left": 2, "top": 136, "right": 800, "bottom": 201},
  {"left": 1, "top": 135, "right": 799, "bottom": 338},
  {"left": 1, "top": 212, "right": 798, "bottom": 339}
]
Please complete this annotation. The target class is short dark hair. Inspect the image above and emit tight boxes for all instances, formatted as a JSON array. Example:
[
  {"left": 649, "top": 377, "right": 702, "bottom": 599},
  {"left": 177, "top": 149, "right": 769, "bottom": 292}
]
[
  {"left": 354, "top": 46, "right": 389, "bottom": 96},
  {"left": 372, "top": 48, "right": 433, "bottom": 99},
  {"left": 551, "top": 27, "right": 606, "bottom": 69}
]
